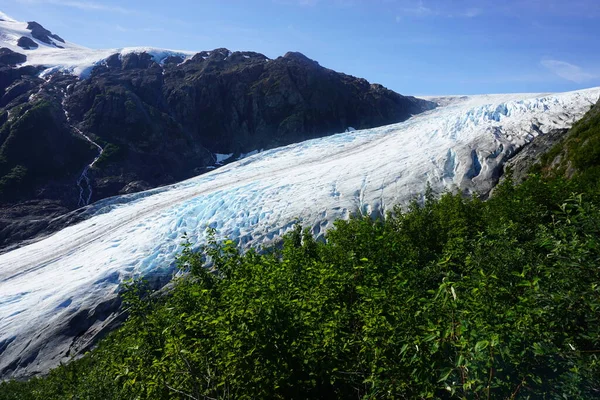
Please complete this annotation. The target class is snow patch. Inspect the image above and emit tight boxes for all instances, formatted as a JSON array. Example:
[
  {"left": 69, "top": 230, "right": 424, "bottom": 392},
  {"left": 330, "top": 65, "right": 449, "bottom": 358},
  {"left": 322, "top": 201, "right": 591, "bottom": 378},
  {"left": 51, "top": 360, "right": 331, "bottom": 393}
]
[
  {"left": 214, "top": 153, "right": 233, "bottom": 164},
  {"left": 0, "top": 16, "right": 195, "bottom": 78},
  {"left": 237, "top": 149, "right": 261, "bottom": 160},
  {"left": 0, "top": 12, "right": 17, "bottom": 22}
]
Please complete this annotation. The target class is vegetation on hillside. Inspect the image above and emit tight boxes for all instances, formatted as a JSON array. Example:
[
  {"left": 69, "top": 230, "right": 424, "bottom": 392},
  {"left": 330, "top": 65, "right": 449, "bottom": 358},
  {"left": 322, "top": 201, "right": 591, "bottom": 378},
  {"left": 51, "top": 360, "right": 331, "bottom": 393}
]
[
  {"left": 1, "top": 171, "right": 599, "bottom": 399},
  {"left": 535, "top": 101, "right": 600, "bottom": 187}
]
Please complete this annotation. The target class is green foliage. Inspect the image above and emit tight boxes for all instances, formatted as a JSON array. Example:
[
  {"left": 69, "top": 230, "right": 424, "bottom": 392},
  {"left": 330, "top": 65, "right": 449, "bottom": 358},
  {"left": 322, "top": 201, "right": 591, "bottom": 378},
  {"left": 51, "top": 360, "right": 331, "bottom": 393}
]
[
  {"left": 0, "top": 101, "right": 55, "bottom": 177},
  {"left": 2, "top": 173, "right": 599, "bottom": 399},
  {"left": 568, "top": 104, "right": 600, "bottom": 170},
  {"left": 94, "top": 142, "right": 125, "bottom": 168},
  {"left": 539, "top": 102, "right": 600, "bottom": 189},
  {"left": 0, "top": 164, "right": 28, "bottom": 196}
]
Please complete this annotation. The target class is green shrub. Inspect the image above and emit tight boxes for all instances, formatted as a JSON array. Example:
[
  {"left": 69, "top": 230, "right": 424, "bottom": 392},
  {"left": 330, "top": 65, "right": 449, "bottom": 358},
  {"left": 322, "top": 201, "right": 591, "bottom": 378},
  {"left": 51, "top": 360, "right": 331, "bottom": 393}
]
[{"left": 2, "top": 173, "right": 599, "bottom": 400}]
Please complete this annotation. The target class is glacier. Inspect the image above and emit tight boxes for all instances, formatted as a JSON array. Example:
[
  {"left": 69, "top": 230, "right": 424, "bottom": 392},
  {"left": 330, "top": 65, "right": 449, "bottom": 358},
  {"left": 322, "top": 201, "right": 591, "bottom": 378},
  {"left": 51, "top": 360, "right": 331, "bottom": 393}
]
[{"left": 0, "top": 87, "right": 599, "bottom": 377}]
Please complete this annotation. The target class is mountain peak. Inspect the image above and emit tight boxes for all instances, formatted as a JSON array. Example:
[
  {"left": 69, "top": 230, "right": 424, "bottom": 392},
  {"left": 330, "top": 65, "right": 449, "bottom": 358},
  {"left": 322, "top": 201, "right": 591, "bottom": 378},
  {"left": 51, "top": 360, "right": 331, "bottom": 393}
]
[
  {"left": 283, "top": 51, "right": 319, "bottom": 65},
  {"left": 0, "top": 13, "right": 74, "bottom": 57},
  {"left": 26, "top": 21, "right": 65, "bottom": 46}
]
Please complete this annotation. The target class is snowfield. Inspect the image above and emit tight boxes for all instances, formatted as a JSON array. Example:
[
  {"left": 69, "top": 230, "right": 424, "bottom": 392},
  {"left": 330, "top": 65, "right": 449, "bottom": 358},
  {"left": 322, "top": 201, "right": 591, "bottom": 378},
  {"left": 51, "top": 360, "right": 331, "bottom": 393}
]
[
  {"left": 0, "top": 12, "right": 194, "bottom": 77},
  {"left": 0, "top": 87, "right": 599, "bottom": 377}
]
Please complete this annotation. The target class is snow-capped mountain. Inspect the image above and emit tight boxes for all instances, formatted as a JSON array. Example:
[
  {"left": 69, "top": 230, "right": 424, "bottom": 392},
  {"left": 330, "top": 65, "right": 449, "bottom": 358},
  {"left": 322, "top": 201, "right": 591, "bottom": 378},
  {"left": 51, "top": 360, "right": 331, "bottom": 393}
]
[
  {"left": 1, "top": 86, "right": 599, "bottom": 378},
  {"left": 0, "top": 11, "right": 194, "bottom": 76}
]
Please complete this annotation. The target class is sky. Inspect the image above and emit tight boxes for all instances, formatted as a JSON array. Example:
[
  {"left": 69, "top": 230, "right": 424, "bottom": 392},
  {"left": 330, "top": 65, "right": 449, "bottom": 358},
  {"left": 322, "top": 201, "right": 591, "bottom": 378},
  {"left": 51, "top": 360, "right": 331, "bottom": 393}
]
[{"left": 1, "top": 0, "right": 599, "bottom": 95}]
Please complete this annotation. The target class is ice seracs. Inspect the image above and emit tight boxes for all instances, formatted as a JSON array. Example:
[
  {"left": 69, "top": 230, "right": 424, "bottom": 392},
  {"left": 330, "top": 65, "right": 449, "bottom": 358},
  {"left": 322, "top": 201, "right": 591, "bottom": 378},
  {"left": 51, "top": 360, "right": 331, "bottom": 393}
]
[{"left": 0, "top": 86, "right": 599, "bottom": 378}]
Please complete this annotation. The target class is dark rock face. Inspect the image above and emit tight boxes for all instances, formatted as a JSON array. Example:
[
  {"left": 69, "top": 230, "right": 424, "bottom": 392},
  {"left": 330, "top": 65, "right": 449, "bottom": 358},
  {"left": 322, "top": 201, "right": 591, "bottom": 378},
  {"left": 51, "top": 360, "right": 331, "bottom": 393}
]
[
  {"left": 17, "top": 36, "right": 38, "bottom": 50},
  {"left": 0, "top": 48, "right": 435, "bottom": 250},
  {"left": 0, "top": 48, "right": 26, "bottom": 66},
  {"left": 0, "top": 293, "right": 126, "bottom": 379},
  {"left": 26, "top": 21, "right": 65, "bottom": 46},
  {"left": 500, "top": 128, "right": 569, "bottom": 185},
  {"left": 163, "top": 55, "right": 184, "bottom": 65}
]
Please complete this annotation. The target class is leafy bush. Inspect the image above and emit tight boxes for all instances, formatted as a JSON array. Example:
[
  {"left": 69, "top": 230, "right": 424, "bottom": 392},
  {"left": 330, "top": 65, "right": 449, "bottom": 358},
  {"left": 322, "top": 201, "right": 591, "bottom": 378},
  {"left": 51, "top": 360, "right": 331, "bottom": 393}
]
[{"left": 2, "top": 174, "right": 599, "bottom": 400}]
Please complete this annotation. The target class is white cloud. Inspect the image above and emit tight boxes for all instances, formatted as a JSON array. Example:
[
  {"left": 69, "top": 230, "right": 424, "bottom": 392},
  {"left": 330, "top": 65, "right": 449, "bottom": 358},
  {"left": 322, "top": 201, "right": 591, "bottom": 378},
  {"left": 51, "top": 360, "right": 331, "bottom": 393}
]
[
  {"left": 462, "top": 8, "right": 482, "bottom": 17},
  {"left": 541, "top": 59, "right": 597, "bottom": 83}
]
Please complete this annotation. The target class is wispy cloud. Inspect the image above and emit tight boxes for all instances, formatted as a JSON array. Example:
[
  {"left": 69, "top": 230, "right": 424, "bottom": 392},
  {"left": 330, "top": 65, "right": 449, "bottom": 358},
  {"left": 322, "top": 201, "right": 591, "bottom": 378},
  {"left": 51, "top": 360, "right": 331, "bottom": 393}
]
[
  {"left": 396, "top": 0, "right": 598, "bottom": 20},
  {"left": 397, "top": 0, "right": 436, "bottom": 17},
  {"left": 460, "top": 8, "right": 481, "bottom": 18},
  {"left": 541, "top": 59, "right": 597, "bottom": 83},
  {"left": 396, "top": 1, "right": 483, "bottom": 20},
  {"left": 17, "top": 0, "right": 136, "bottom": 15},
  {"left": 17, "top": 0, "right": 195, "bottom": 28}
]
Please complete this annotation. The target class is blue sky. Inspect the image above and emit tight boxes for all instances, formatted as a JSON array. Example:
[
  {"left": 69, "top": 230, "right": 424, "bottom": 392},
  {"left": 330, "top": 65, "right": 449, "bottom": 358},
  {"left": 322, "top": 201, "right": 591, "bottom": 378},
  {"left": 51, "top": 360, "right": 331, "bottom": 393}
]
[{"left": 1, "top": 0, "right": 599, "bottom": 95}]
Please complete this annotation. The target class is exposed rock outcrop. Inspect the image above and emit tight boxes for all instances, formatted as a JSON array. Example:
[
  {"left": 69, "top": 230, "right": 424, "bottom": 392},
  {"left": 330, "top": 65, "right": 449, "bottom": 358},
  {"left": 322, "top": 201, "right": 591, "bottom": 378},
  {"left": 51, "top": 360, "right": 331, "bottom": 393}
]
[
  {"left": 0, "top": 48, "right": 26, "bottom": 66},
  {"left": 26, "top": 21, "right": 65, "bottom": 47},
  {"left": 17, "top": 36, "right": 38, "bottom": 50},
  {"left": 0, "top": 48, "right": 435, "bottom": 250},
  {"left": 501, "top": 128, "right": 568, "bottom": 184}
]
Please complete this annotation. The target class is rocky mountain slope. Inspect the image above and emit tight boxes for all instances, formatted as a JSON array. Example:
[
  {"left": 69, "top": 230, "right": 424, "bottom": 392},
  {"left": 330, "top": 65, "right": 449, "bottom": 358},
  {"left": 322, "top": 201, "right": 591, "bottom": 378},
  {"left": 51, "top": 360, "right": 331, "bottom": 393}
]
[
  {"left": 0, "top": 14, "right": 434, "bottom": 250},
  {"left": 501, "top": 97, "right": 600, "bottom": 184}
]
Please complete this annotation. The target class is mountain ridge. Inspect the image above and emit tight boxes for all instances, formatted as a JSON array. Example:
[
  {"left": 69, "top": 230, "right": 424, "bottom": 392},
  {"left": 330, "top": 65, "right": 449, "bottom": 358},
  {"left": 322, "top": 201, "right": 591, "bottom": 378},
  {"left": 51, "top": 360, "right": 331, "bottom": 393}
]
[{"left": 0, "top": 14, "right": 435, "bottom": 250}]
